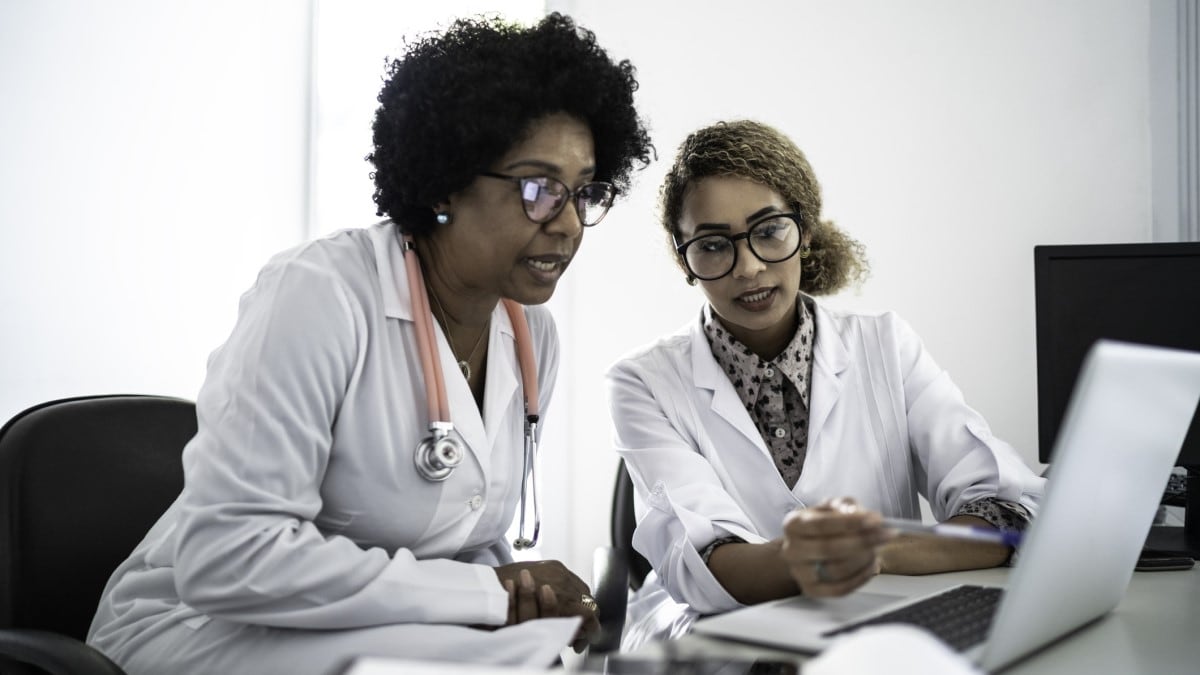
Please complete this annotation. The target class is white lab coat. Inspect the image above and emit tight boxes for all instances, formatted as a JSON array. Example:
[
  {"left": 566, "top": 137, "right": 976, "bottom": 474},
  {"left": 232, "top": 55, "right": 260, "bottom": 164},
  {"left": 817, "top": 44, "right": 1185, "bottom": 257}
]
[
  {"left": 87, "top": 222, "right": 579, "bottom": 674},
  {"left": 606, "top": 300, "right": 1045, "bottom": 647}
]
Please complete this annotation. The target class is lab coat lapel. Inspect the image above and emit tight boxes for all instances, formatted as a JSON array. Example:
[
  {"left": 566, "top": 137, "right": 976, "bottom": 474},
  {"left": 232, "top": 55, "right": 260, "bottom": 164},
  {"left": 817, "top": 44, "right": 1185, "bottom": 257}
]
[
  {"left": 689, "top": 322, "right": 771, "bottom": 455},
  {"left": 808, "top": 301, "right": 849, "bottom": 447}
]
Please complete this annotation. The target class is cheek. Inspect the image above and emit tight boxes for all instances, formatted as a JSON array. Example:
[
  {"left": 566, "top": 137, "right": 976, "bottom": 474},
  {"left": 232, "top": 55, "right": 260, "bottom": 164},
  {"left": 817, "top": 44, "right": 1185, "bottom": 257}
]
[
  {"left": 697, "top": 279, "right": 732, "bottom": 305},
  {"left": 782, "top": 258, "right": 805, "bottom": 285}
]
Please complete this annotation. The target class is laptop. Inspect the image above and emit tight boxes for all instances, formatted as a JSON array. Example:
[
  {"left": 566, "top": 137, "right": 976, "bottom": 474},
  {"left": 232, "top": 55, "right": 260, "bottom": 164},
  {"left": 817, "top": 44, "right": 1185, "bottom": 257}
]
[{"left": 692, "top": 340, "right": 1200, "bottom": 672}]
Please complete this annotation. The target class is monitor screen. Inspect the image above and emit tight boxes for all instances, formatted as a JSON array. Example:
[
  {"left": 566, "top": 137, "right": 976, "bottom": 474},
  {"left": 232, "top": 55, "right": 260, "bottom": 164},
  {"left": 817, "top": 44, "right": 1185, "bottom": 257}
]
[{"left": 1034, "top": 242, "right": 1200, "bottom": 465}]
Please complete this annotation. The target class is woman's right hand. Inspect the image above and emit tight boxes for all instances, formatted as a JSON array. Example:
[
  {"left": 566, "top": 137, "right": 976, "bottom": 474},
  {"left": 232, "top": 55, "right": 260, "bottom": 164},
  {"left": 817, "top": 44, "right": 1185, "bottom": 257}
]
[
  {"left": 780, "top": 496, "right": 892, "bottom": 597},
  {"left": 493, "top": 560, "right": 599, "bottom": 651}
]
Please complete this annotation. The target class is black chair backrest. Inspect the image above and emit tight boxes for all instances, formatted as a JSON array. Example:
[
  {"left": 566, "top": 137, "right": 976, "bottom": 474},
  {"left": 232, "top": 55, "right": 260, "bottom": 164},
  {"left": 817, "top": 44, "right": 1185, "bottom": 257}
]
[
  {"left": 0, "top": 395, "right": 194, "bottom": 641},
  {"left": 610, "top": 459, "right": 652, "bottom": 591}
]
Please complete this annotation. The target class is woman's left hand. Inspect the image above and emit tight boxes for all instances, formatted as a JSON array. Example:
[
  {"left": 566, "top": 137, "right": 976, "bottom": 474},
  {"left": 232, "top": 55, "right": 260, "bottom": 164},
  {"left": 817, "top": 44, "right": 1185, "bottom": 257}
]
[{"left": 493, "top": 560, "right": 600, "bottom": 651}]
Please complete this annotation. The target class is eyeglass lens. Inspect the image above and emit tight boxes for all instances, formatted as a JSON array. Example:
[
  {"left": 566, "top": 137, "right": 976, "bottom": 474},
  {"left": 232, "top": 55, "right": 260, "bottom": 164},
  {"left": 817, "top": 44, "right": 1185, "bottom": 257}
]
[
  {"left": 518, "top": 176, "right": 615, "bottom": 226},
  {"left": 682, "top": 214, "right": 802, "bottom": 280}
]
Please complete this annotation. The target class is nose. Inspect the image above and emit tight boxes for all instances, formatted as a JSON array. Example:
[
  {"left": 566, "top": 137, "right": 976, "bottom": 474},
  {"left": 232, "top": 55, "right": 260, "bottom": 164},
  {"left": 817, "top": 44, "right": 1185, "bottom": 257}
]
[
  {"left": 731, "top": 238, "right": 766, "bottom": 279},
  {"left": 542, "top": 199, "right": 585, "bottom": 238}
]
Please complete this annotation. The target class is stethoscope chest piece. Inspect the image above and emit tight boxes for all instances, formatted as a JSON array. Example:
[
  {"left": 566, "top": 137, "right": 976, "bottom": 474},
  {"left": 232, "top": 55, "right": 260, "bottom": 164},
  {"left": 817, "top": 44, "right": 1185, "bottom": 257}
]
[{"left": 414, "top": 423, "right": 463, "bottom": 482}]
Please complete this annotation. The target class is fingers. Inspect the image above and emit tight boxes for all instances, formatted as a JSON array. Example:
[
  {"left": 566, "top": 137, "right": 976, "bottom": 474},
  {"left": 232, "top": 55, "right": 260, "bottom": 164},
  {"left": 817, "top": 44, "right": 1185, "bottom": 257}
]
[
  {"left": 512, "top": 569, "right": 539, "bottom": 624},
  {"left": 782, "top": 519, "right": 888, "bottom": 566},
  {"left": 504, "top": 579, "right": 515, "bottom": 626},
  {"left": 794, "top": 553, "right": 881, "bottom": 597},
  {"left": 781, "top": 498, "right": 891, "bottom": 598},
  {"left": 571, "top": 594, "right": 601, "bottom": 653},
  {"left": 578, "top": 594, "right": 600, "bottom": 637},
  {"left": 498, "top": 562, "right": 600, "bottom": 627},
  {"left": 784, "top": 500, "right": 884, "bottom": 538}
]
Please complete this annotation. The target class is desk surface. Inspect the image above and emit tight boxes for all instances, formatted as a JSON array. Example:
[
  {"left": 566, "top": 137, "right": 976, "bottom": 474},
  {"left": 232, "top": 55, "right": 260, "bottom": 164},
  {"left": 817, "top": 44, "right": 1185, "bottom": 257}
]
[{"left": 618, "top": 566, "right": 1200, "bottom": 674}]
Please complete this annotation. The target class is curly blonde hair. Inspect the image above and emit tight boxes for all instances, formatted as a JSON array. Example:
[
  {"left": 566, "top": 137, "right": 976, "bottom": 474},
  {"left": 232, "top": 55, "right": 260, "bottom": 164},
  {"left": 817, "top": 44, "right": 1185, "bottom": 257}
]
[{"left": 659, "top": 120, "right": 868, "bottom": 295}]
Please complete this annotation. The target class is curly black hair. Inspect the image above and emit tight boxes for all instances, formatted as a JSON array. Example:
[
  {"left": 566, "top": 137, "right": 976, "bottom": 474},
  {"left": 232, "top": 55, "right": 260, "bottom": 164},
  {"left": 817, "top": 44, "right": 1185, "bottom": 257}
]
[
  {"left": 660, "top": 120, "right": 869, "bottom": 295},
  {"left": 368, "top": 13, "right": 654, "bottom": 235}
]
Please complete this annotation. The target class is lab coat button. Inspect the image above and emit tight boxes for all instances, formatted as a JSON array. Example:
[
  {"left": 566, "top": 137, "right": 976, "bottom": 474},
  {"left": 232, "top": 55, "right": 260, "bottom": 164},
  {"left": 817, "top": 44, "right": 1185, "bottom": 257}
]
[
  {"left": 773, "top": 427, "right": 787, "bottom": 438},
  {"left": 469, "top": 495, "right": 483, "bottom": 510}
]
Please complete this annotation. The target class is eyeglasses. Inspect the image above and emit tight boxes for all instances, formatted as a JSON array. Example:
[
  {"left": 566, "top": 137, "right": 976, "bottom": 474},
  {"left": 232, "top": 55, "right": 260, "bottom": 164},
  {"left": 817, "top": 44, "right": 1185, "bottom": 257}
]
[
  {"left": 675, "top": 212, "right": 805, "bottom": 281},
  {"left": 481, "top": 172, "right": 616, "bottom": 227}
]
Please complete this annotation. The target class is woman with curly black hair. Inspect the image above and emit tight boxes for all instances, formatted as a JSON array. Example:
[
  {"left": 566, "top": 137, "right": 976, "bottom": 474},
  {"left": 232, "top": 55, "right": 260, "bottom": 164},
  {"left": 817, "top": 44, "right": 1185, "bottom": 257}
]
[
  {"left": 87, "top": 13, "right": 651, "bottom": 673},
  {"left": 608, "top": 120, "right": 1042, "bottom": 648}
]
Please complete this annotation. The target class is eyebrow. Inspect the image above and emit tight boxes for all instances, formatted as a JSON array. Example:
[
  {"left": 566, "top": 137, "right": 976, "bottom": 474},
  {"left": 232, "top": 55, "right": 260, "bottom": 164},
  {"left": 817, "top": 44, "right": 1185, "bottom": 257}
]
[
  {"left": 693, "top": 205, "right": 785, "bottom": 232},
  {"left": 502, "top": 159, "right": 596, "bottom": 177}
]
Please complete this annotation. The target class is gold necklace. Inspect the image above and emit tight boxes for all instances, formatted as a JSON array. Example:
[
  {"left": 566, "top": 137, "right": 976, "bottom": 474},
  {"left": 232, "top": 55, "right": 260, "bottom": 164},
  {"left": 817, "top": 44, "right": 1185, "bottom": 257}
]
[{"left": 428, "top": 289, "right": 488, "bottom": 380}]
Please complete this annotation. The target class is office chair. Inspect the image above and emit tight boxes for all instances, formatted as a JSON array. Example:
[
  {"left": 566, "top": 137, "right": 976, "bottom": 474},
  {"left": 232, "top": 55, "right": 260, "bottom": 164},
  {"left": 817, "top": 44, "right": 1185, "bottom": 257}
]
[
  {"left": 590, "top": 459, "right": 653, "bottom": 653},
  {"left": 0, "top": 395, "right": 195, "bottom": 675}
]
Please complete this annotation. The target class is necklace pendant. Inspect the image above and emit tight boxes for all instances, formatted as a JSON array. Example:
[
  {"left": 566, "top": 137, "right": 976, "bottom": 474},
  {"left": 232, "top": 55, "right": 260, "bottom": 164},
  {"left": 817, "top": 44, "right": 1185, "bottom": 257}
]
[{"left": 459, "top": 360, "right": 471, "bottom": 380}]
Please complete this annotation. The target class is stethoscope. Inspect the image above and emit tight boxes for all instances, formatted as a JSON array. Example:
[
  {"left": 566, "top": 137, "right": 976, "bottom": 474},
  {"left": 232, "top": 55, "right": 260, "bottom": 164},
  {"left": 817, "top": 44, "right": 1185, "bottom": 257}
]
[{"left": 400, "top": 232, "right": 541, "bottom": 550}]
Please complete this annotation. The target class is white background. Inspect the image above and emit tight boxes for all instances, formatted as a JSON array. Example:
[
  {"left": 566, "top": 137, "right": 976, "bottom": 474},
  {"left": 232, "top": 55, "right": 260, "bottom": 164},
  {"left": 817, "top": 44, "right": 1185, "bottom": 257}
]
[{"left": 0, "top": 0, "right": 1164, "bottom": 579}]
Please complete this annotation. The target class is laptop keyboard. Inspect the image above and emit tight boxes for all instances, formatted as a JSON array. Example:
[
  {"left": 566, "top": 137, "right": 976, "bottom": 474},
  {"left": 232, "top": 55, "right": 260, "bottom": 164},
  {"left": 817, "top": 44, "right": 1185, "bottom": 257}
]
[{"left": 822, "top": 585, "right": 1004, "bottom": 651}]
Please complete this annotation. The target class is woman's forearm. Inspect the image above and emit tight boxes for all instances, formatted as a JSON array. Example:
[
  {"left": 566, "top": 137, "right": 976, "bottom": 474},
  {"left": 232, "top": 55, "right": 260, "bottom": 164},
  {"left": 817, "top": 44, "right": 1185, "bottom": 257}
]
[
  {"left": 706, "top": 539, "right": 800, "bottom": 604},
  {"left": 878, "top": 515, "right": 1011, "bottom": 575}
]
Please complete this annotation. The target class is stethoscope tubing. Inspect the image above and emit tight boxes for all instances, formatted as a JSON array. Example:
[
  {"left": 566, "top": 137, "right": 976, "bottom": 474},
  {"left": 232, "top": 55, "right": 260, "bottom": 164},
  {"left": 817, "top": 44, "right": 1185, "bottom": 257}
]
[
  {"left": 401, "top": 230, "right": 542, "bottom": 548},
  {"left": 404, "top": 235, "right": 450, "bottom": 425}
]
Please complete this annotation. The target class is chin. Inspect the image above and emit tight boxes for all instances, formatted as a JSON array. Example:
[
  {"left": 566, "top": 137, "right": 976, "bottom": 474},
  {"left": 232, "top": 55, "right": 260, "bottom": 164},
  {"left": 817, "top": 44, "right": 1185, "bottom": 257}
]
[{"left": 508, "top": 286, "right": 557, "bottom": 306}]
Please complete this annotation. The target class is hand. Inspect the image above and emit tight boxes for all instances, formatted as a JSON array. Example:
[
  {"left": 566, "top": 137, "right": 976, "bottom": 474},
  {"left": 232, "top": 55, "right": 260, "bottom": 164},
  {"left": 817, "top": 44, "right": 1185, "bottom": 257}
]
[
  {"left": 780, "top": 497, "right": 892, "bottom": 598},
  {"left": 493, "top": 560, "right": 600, "bottom": 652}
]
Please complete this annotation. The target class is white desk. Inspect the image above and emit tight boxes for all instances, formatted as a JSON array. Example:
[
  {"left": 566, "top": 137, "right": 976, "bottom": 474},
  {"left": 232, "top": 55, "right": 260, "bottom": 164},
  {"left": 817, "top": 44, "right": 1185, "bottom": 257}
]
[{"left": 618, "top": 566, "right": 1200, "bottom": 673}]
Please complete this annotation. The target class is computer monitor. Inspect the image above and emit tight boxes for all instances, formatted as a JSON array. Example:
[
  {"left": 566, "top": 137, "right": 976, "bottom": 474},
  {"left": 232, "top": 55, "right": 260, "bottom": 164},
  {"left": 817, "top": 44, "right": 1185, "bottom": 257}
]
[{"left": 1034, "top": 242, "right": 1200, "bottom": 559}]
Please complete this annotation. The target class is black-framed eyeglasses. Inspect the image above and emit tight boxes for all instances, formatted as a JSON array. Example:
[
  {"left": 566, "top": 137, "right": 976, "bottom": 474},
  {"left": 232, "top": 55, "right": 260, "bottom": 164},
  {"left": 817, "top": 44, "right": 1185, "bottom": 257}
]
[
  {"left": 481, "top": 172, "right": 617, "bottom": 227},
  {"left": 675, "top": 212, "right": 805, "bottom": 281}
]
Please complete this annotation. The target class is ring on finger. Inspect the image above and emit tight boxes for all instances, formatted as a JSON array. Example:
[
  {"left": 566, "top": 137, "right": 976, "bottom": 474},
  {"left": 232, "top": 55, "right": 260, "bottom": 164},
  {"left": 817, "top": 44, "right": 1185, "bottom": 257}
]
[
  {"left": 813, "top": 559, "right": 833, "bottom": 583},
  {"left": 580, "top": 593, "right": 599, "bottom": 613}
]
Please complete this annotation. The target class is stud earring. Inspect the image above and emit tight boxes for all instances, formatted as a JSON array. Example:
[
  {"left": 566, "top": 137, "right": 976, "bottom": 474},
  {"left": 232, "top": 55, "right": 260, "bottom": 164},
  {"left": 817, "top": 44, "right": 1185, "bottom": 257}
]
[
  {"left": 435, "top": 212, "right": 452, "bottom": 225},
  {"left": 686, "top": 276, "right": 697, "bottom": 286},
  {"left": 799, "top": 245, "right": 812, "bottom": 259}
]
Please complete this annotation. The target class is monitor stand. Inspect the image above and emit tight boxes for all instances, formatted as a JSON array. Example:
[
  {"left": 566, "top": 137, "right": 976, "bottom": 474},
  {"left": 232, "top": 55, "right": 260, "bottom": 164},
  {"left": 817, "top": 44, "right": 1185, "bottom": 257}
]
[{"left": 1144, "top": 467, "right": 1200, "bottom": 559}]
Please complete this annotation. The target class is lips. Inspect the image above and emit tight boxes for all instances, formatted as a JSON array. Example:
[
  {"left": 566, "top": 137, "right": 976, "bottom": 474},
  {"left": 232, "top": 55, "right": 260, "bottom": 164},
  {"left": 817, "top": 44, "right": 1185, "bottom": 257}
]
[
  {"left": 735, "top": 286, "right": 776, "bottom": 311},
  {"left": 524, "top": 254, "right": 570, "bottom": 283},
  {"left": 738, "top": 288, "right": 772, "bottom": 303}
]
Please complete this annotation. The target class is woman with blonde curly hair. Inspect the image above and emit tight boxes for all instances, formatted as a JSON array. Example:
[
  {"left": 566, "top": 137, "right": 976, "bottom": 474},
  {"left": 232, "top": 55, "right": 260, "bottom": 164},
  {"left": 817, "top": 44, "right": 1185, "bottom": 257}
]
[{"left": 607, "top": 120, "right": 1044, "bottom": 648}]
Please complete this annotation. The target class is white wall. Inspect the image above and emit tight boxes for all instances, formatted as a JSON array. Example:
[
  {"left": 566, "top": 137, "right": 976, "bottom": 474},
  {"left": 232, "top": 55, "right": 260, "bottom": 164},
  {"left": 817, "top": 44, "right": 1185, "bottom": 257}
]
[
  {"left": 549, "top": 0, "right": 1153, "bottom": 576},
  {"left": 0, "top": 0, "right": 313, "bottom": 421}
]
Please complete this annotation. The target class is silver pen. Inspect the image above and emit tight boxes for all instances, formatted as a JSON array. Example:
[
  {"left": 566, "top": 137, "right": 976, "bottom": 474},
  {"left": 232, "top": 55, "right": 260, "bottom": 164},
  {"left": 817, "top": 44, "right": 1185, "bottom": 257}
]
[{"left": 881, "top": 517, "right": 1023, "bottom": 547}]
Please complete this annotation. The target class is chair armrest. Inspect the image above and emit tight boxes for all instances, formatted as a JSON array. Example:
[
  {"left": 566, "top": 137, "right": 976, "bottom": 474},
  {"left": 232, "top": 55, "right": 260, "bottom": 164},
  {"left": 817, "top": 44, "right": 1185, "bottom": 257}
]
[
  {"left": 590, "top": 545, "right": 631, "bottom": 654},
  {"left": 0, "top": 628, "right": 126, "bottom": 675}
]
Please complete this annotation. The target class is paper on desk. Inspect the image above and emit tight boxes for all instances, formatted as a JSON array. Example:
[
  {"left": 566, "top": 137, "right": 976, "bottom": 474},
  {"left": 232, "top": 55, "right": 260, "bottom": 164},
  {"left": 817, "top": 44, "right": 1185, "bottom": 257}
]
[
  {"left": 346, "top": 658, "right": 547, "bottom": 675},
  {"left": 804, "top": 625, "right": 983, "bottom": 675},
  {"left": 346, "top": 658, "right": 548, "bottom": 675},
  {"left": 342, "top": 617, "right": 579, "bottom": 675}
]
